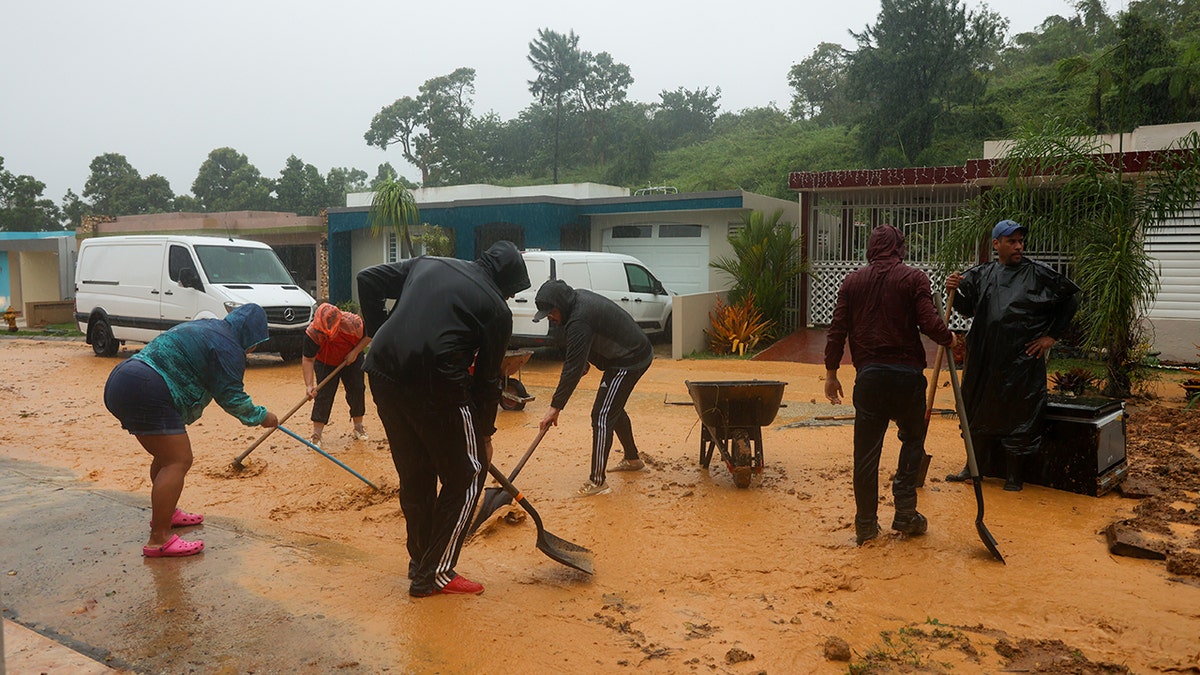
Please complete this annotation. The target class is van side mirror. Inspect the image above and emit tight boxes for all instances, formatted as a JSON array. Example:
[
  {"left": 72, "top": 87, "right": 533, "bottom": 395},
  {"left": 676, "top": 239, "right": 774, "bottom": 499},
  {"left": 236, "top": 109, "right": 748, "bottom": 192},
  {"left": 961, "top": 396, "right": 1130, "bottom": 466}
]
[
  {"left": 653, "top": 280, "right": 666, "bottom": 295},
  {"left": 179, "top": 267, "right": 203, "bottom": 291}
]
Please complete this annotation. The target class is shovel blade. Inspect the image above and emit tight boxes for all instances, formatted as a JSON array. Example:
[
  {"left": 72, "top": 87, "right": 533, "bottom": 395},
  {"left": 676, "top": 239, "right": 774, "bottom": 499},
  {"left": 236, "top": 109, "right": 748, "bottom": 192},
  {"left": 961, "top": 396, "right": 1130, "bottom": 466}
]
[
  {"left": 469, "top": 487, "right": 514, "bottom": 534},
  {"left": 976, "top": 519, "right": 1006, "bottom": 564},
  {"left": 537, "top": 530, "right": 595, "bottom": 575}
]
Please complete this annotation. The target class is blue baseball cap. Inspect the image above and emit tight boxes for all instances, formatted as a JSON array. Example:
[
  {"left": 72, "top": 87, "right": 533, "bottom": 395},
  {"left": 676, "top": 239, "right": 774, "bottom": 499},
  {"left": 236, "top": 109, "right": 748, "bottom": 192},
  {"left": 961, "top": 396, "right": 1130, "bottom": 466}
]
[{"left": 992, "top": 219, "right": 1027, "bottom": 239}]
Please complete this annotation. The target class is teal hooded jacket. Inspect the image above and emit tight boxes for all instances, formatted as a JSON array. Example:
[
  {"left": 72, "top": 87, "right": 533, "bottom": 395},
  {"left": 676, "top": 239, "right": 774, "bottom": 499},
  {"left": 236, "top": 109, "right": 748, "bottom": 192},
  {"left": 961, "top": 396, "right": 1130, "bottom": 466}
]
[{"left": 131, "top": 304, "right": 270, "bottom": 426}]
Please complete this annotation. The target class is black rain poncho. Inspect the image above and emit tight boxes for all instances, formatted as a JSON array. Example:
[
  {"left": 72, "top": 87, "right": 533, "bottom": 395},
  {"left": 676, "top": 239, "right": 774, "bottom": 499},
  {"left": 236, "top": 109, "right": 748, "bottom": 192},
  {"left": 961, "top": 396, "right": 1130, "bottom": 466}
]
[{"left": 952, "top": 258, "right": 1079, "bottom": 436}]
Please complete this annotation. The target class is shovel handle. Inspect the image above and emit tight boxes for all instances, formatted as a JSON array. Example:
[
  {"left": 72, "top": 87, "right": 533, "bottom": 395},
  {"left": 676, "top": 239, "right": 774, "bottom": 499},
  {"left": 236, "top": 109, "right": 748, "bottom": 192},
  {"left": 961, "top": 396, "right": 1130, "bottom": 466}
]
[
  {"left": 505, "top": 426, "right": 548, "bottom": 483},
  {"left": 233, "top": 336, "right": 370, "bottom": 465},
  {"left": 925, "top": 287, "right": 957, "bottom": 423}
]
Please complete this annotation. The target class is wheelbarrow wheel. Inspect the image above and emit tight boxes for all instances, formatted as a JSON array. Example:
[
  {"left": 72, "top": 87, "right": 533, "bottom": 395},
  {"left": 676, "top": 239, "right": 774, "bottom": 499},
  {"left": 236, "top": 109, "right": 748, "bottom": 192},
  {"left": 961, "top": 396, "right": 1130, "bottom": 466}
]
[
  {"left": 500, "top": 377, "right": 529, "bottom": 411},
  {"left": 731, "top": 429, "right": 754, "bottom": 489}
]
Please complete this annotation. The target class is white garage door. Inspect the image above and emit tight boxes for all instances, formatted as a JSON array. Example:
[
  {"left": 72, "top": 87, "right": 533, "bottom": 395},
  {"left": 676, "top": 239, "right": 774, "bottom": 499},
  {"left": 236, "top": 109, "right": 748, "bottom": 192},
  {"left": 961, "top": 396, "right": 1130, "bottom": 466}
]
[
  {"left": 1147, "top": 205, "right": 1200, "bottom": 319},
  {"left": 602, "top": 223, "right": 710, "bottom": 295}
]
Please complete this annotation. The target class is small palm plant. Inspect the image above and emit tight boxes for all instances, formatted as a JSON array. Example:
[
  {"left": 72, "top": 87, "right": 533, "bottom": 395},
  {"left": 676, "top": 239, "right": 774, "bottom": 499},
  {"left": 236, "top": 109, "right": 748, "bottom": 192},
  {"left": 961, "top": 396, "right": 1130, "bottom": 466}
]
[
  {"left": 1050, "top": 367, "right": 1096, "bottom": 397},
  {"left": 368, "top": 174, "right": 420, "bottom": 259},
  {"left": 706, "top": 295, "right": 774, "bottom": 356},
  {"left": 710, "top": 209, "right": 806, "bottom": 341}
]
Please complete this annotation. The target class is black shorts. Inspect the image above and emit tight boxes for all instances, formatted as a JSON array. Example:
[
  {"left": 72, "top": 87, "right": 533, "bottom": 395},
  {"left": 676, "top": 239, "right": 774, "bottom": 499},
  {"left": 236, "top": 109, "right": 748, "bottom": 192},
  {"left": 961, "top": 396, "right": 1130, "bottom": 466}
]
[{"left": 104, "top": 359, "right": 186, "bottom": 436}]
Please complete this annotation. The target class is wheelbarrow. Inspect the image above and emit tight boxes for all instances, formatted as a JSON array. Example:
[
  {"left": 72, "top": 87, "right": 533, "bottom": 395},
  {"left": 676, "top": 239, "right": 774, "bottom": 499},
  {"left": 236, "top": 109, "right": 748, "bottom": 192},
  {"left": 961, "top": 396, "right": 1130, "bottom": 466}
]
[
  {"left": 499, "top": 349, "right": 536, "bottom": 411},
  {"left": 684, "top": 380, "right": 787, "bottom": 488}
]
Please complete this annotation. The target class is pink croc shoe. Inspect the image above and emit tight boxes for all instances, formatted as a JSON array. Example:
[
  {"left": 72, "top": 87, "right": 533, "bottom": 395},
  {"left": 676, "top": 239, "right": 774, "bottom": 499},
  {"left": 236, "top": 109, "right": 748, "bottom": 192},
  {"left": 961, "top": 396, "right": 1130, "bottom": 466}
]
[
  {"left": 170, "top": 508, "right": 204, "bottom": 527},
  {"left": 143, "top": 534, "right": 205, "bottom": 558}
]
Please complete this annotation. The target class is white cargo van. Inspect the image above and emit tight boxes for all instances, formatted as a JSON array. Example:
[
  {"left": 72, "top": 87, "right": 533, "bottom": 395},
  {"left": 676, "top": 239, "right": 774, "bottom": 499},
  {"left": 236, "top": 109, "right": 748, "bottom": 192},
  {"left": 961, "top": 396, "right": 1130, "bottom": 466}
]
[
  {"left": 74, "top": 235, "right": 317, "bottom": 360},
  {"left": 508, "top": 250, "right": 673, "bottom": 347}
]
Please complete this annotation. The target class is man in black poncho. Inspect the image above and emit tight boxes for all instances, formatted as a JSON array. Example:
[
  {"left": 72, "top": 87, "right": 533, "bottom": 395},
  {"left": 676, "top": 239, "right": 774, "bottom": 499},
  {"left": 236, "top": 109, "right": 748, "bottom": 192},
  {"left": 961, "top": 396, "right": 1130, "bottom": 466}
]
[
  {"left": 357, "top": 240, "right": 530, "bottom": 597},
  {"left": 944, "top": 220, "right": 1080, "bottom": 491}
]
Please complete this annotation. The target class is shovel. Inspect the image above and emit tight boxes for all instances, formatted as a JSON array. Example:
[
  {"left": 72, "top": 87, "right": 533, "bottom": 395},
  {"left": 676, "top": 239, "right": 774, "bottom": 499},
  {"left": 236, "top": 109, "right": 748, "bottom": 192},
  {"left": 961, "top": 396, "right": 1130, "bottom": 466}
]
[
  {"left": 469, "top": 427, "right": 547, "bottom": 534},
  {"left": 485, "top": 464, "right": 594, "bottom": 575},
  {"left": 945, "top": 343, "right": 1006, "bottom": 564},
  {"left": 231, "top": 337, "right": 370, "bottom": 469},
  {"left": 917, "top": 287, "right": 957, "bottom": 487}
]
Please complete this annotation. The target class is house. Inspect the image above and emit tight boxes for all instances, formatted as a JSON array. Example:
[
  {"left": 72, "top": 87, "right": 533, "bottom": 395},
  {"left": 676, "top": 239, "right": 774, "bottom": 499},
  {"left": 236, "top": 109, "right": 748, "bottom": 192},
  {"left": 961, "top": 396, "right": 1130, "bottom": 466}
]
[
  {"left": 0, "top": 231, "right": 77, "bottom": 326},
  {"left": 789, "top": 122, "right": 1200, "bottom": 363},
  {"left": 326, "top": 183, "right": 797, "bottom": 357}
]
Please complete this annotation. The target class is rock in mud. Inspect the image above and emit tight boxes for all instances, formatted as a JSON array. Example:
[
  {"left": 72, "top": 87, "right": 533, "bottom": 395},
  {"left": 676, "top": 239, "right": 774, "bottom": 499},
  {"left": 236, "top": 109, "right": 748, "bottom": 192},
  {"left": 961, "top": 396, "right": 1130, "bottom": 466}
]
[
  {"left": 823, "top": 636, "right": 851, "bottom": 661},
  {"left": 1105, "top": 521, "right": 1169, "bottom": 560}
]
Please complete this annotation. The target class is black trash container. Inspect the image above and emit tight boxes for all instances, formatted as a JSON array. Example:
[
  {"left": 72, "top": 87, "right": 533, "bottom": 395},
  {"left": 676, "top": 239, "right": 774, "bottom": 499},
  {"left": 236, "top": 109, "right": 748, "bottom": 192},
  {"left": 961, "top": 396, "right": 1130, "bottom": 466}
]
[{"left": 1037, "top": 395, "right": 1128, "bottom": 496}]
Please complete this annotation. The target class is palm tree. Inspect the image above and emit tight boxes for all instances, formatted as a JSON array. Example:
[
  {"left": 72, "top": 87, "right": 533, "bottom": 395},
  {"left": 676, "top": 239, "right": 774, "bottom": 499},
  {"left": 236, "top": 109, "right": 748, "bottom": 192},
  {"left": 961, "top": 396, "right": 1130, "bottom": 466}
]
[
  {"left": 527, "top": 28, "right": 585, "bottom": 183},
  {"left": 368, "top": 174, "right": 420, "bottom": 259},
  {"left": 939, "top": 119, "right": 1200, "bottom": 397},
  {"left": 710, "top": 209, "right": 807, "bottom": 339}
]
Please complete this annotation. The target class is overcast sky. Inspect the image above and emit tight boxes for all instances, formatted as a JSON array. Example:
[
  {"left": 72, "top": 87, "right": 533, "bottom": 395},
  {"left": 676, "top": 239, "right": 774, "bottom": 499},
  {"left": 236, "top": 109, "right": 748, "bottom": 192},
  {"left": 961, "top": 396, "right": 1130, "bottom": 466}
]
[{"left": 3, "top": 0, "right": 1085, "bottom": 203}]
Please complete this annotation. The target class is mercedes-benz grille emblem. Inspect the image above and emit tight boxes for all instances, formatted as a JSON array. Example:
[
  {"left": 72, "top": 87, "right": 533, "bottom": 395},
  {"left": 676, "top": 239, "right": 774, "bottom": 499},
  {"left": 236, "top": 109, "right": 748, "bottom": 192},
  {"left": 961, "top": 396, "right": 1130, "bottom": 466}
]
[{"left": 283, "top": 308, "right": 295, "bottom": 322}]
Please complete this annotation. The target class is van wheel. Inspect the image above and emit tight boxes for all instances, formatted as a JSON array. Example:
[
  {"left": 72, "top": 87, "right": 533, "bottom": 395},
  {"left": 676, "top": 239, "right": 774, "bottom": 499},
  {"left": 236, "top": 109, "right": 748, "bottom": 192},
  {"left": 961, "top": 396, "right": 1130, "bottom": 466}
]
[
  {"left": 91, "top": 319, "right": 119, "bottom": 357},
  {"left": 278, "top": 348, "right": 302, "bottom": 363},
  {"left": 655, "top": 314, "right": 673, "bottom": 344}
]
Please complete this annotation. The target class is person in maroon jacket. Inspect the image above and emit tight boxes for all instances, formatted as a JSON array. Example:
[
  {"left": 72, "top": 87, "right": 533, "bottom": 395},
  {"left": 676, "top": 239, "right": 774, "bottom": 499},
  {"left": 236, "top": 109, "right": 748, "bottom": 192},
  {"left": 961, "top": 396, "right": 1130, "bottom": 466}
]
[{"left": 824, "top": 225, "right": 955, "bottom": 546}]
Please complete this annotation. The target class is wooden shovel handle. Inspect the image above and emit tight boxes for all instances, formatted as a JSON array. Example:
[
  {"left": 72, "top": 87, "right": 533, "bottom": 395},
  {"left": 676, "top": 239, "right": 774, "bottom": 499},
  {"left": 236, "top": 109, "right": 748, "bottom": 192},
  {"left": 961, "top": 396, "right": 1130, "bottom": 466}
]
[
  {"left": 925, "top": 287, "right": 957, "bottom": 423},
  {"left": 233, "top": 336, "right": 371, "bottom": 464}
]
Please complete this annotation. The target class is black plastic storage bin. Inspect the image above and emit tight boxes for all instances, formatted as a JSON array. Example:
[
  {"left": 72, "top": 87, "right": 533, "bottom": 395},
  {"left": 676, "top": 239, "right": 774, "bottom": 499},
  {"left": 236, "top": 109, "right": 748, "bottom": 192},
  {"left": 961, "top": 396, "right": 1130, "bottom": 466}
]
[{"left": 1038, "top": 395, "right": 1127, "bottom": 496}]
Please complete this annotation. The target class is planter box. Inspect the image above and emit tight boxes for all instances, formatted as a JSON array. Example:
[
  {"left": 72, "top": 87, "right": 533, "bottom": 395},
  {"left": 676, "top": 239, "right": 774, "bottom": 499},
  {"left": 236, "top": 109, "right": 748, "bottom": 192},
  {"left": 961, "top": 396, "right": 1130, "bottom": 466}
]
[{"left": 24, "top": 300, "right": 75, "bottom": 327}]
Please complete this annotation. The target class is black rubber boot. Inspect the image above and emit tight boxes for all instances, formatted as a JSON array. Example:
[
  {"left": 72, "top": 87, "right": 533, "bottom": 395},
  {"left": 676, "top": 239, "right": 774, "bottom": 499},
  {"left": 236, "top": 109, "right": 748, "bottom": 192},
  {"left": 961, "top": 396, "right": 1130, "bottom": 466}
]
[
  {"left": 855, "top": 518, "right": 880, "bottom": 546},
  {"left": 891, "top": 511, "right": 928, "bottom": 536},
  {"left": 1003, "top": 454, "right": 1023, "bottom": 492},
  {"left": 945, "top": 465, "right": 970, "bottom": 482}
]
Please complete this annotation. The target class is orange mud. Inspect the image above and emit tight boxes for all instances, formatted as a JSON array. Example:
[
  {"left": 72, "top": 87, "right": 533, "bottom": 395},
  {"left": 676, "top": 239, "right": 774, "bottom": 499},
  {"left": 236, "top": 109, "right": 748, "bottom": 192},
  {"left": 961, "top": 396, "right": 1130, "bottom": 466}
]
[{"left": 2, "top": 338, "right": 1199, "bottom": 673}]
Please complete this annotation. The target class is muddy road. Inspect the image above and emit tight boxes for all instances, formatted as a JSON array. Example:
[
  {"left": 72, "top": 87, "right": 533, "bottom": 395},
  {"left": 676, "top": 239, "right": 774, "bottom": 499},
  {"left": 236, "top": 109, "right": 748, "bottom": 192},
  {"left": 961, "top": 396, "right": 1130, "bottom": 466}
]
[{"left": 2, "top": 337, "right": 1198, "bottom": 673}]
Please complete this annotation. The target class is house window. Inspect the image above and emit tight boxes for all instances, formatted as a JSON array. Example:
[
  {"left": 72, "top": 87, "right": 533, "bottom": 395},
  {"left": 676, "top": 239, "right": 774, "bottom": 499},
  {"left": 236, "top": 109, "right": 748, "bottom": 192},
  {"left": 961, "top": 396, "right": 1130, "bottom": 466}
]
[
  {"left": 474, "top": 222, "right": 525, "bottom": 259},
  {"left": 611, "top": 225, "right": 652, "bottom": 239},
  {"left": 560, "top": 224, "right": 590, "bottom": 251},
  {"left": 387, "top": 232, "right": 427, "bottom": 263},
  {"left": 659, "top": 224, "right": 702, "bottom": 238}
]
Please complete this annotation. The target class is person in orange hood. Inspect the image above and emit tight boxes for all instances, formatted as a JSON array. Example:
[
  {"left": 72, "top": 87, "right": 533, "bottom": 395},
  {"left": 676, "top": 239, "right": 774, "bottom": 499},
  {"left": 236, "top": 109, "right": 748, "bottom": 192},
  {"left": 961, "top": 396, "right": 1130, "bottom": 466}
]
[{"left": 302, "top": 303, "right": 368, "bottom": 447}]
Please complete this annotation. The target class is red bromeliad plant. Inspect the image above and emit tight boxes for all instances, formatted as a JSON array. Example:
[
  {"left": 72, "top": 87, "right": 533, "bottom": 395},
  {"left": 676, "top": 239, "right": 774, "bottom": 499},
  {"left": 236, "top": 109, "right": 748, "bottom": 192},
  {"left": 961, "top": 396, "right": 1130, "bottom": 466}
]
[{"left": 706, "top": 295, "right": 774, "bottom": 356}]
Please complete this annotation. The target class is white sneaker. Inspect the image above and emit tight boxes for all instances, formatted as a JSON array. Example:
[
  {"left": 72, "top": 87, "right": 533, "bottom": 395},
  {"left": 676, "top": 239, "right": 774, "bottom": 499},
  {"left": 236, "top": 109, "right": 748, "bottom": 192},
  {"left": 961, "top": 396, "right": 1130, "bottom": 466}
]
[
  {"left": 575, "top": 481, "right": 612, "bottom": 497},
  {"left": 310, "top": 436, "right": 322, "bottom": 449},
  {"left": 610, "top": 458, "right": 645, "bottom": 472},
  {"left": 352, "top": 428, "right": 369, "bottom": 441}
]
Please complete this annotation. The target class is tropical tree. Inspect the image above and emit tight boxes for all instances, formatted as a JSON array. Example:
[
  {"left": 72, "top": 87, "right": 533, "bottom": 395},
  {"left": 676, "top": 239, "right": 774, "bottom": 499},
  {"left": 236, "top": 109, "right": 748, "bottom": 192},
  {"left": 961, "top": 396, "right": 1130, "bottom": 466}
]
[
  {"left": 576, "top": 50, "right": 633, "bottom": 165},
  {"left": 81, "top": 153, "right": 175, "bottom": 218},
  {"left": 845, "top": 0, "right": 1007, "bottom": 165},
  {"left": 527, "top": 28, "right": 586, "bottom": 183},
  {"left": 652, "top": 86, "right": 721, "bottom": 149},
  {"left": 788, "top": 42, "right": 854, "bottom": 125},
  {"left": 191, "top": 147, "right": 273, "bottom": 212},
  {"left": 368, "top": 173, "right": 420, "bottom": 260},
  {"left": 364, "top": 68, "right": 480, "bottom": 186},
  {"left": 0, "top": 157, "right": 63, "bottom": 231},
  {"left": 938, "top": 120, "right": 1200, "bottom": 397},
  {"left": 710, "top": 209, "right": 806, "bottom": 338}
]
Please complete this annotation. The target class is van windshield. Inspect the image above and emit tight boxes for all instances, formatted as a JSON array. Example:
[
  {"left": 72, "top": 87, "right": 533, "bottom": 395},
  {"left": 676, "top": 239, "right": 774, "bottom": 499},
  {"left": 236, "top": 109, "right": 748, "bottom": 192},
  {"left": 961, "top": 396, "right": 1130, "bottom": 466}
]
[{"left": 194, "top": 245, "right": 295, "bottom": 285}]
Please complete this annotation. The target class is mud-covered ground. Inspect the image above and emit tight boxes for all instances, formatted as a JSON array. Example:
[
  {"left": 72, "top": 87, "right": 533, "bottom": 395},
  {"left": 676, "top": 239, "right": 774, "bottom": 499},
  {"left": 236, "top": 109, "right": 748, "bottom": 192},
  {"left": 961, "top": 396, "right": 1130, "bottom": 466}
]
[{"left": 2, "top": 337, "right": 1198, "bottom": 674}]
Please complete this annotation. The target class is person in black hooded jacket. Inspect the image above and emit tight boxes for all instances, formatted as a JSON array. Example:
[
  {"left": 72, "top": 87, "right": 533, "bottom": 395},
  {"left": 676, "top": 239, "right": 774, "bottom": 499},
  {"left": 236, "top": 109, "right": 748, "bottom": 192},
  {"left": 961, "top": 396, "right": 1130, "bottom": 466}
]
[
  {"left": 357, "top": 240, "right": 530, "bottom": 597},
  {"left": 534, "top": 279, "right": 654, "bottom": 497}
]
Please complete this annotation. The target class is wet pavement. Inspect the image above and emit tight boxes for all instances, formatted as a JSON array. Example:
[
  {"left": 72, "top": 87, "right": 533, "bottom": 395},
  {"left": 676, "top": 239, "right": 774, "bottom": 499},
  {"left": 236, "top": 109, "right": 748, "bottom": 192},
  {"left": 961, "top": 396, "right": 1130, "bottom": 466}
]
[{"left": 0, "top": 457, "right": 399, "bottom": 674}]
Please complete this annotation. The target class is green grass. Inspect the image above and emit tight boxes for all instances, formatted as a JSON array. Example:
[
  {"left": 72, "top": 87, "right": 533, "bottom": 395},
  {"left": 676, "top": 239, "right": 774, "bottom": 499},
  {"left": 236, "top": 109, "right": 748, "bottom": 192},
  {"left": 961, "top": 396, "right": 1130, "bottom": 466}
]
[{"left": 3, "top": 322, "right": 84, "bottom": 338}]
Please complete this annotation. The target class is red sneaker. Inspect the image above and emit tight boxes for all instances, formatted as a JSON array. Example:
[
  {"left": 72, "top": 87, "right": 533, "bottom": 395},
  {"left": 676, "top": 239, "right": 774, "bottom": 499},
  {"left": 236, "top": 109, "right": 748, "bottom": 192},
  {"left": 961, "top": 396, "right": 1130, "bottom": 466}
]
[{"left": 439, "top": 575, "right": 484, "bottom": 595}]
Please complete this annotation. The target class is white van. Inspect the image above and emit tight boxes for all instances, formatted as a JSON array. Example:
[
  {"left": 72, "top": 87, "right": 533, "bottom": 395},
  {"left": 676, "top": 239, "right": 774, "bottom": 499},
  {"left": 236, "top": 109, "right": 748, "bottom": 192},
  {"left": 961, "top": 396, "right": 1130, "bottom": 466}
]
[
  {"left": 74, "top": 235, "right": 317, "bottom": 360},
  {"left": 508, "top": 250, "right": 673, "bottom": 347}
]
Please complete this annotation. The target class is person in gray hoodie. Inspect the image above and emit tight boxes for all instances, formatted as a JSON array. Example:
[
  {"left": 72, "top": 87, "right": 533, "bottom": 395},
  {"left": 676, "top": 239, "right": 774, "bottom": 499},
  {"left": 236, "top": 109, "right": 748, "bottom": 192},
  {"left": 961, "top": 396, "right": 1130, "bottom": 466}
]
[{"left": 534, "top": 279, "right": 653, "bottom": 497}]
